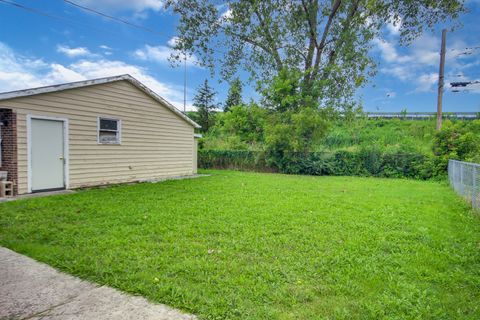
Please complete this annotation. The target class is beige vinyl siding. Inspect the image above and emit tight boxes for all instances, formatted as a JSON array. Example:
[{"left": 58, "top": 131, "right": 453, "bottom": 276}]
[
  {"left": 2, "top": 80, "right": 195, "bottom": 194},
  {"left": 193, "top": 139, "right": 198, "bottom": 174}
]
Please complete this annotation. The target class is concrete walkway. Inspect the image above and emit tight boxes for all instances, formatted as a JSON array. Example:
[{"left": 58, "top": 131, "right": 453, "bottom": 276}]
[{"left": 0, "top": 247, "right": 196, "bottom": 320}]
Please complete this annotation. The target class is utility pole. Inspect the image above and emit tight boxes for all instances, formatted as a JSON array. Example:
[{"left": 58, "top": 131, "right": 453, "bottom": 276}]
[{"left": 436, "top": 29, "right": 447, "bottom": 131}]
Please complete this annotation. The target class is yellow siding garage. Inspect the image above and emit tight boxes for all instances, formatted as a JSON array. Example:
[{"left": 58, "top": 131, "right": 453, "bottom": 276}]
[{"left": 0, "top": 75, "right": 200, "bottom": 194}]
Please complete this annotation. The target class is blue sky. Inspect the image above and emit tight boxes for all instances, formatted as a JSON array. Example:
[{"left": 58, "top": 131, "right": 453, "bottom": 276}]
[{"left": 0, "top": 0, "right": 479, "bottom": 112}]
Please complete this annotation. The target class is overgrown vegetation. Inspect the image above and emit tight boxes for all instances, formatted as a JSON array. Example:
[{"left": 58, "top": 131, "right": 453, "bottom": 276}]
[
  {"left": 199, "top": 150, "right": 444, "bottom": 180},
  {"left": 198, "top": 102, "right": 480, "bottom": 179},
  {"left": 176, "top": 0, "right": 474, "bottom": 179},
  {"left": 204, "top": 115, "right": 439, "bottom": 154},
  {"left": 1, "top": 171, "right": 479, "bottom": 319},
  {"left": 433, "top": 120, "right": 480, "bottom": 164}
]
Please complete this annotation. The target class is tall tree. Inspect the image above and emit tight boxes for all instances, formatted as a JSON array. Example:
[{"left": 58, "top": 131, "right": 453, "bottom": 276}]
[
  {"left": 193, "top": 79, "right": 218, "bottom": 132},
  {"left": 165, "top": 0, "right": 464, "bottom": 111},
  {"left": 224, "top": 77, "right": 243, "bottom": 112}
]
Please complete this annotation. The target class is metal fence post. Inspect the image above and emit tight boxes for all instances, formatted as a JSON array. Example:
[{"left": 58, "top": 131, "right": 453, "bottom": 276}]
[
  {"left": 455, "top": 160, "right": 459, "bottom": 190},
  {"left": 460, "top": 163, "right": 464, "bottom": 195},
  {"left": 473, "top": 166, "right": 477, "bottom": 208},
  {"left": 455, "top": 161, "right": 461, "bottom": 189}
]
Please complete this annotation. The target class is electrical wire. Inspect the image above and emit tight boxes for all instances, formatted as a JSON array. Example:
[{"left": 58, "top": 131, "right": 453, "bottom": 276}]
[
  {"left": 63, "top": 0, "right": 165, "bottom": 37},
  {"left": 452, "top": 45, "right": 480, "bottom": 57},
  {"left": 0, "top": 0, "right": 152, "bottom": 41},
  {"left": 63, "top": 0, "right": 226, "bottom": 55},
  {"left": 0, "top": 0, "right": 66, "bottom": 21}
]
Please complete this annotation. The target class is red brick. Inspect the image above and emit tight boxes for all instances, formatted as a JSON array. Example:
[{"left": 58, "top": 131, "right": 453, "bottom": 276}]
[{"left": 0, "top": 109, "right": 18, "bottom": 195}]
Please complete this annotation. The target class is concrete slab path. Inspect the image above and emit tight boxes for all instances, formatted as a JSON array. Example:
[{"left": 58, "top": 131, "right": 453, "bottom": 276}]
[{"left": 0, "top": 247, "right": 196, "bottom": 320}]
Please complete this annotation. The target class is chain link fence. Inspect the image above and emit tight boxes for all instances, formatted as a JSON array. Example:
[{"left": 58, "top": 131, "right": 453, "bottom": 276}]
[{"left": 448, "top": 160, "right": 480, "bottom": 209}]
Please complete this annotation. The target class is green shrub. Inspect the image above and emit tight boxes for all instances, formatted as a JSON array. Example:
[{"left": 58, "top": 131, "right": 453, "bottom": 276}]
[
  {"left": 433, "top": 119, "right": 480, "bottom": 163},
  {"left": 330, "top": 151, "right": 363, "bottom": 176},
  {"left": 199, "top": 150, "right": 438, "bottom": 180},
  {"left": 317, "top": 119, "right": 436, "bottom": 154},
  {"left": 198, "top": 150, "right": 271, "bottom": 171}
]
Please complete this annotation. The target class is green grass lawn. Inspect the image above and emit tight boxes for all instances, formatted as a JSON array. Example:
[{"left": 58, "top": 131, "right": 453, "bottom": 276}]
[{"left": 1, "top": 170, "right": 479, "bottom": 319}]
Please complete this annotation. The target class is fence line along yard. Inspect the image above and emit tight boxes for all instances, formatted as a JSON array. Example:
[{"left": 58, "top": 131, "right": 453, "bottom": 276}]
[{"left": 448, "top": 160, "right": 480, "bottom": 209}]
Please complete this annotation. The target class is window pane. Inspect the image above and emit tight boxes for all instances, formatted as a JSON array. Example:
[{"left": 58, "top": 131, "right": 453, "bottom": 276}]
[
  {"left": 100, "top": 119, "right": 118, "bottom": 131},
  {"left": 99, "top": 130, "right": 118, "bottom": 143}
]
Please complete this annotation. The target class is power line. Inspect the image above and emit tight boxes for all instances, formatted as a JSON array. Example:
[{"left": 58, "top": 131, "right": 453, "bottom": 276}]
[
  {"left": 0, "top": 0, "right": 65, "bottom": 21},
  {"left": 2, "top": 0, "right": 226, "bottom": 101},
  {"left": 63, "top": 0, "right": 227, "bottom": 56},
  {"left": 450, "top": 80, "right": 480, "bottom": 93},
  {"left": 450, "top": 46, "right": 480, "bottom": 51},
  {"left": 450, "top": 89, "right": 479, "bottom": 93},
  {"left": 451, "top": 80, "right": 480, "bottom": 87},
  {"left": 63, "top": 0, "right": 165, "bottom": 37},
  {"left": 64, "top": 0, "right": 215, "bottom": 111},
  {"left": 0, "top": 0, "right": 192, "bottom": 107},
  {"left": 0, "top": 0, "right": 150, "bottom": 41},
  {"left": 446, "top": 74, "right": 480, "bottom": 79},
  {"left": 2, "top": 0, "right": 227, "bottom": 56},
  {"left": 452, "top": 46, "right": 480, "bottom": 57}
]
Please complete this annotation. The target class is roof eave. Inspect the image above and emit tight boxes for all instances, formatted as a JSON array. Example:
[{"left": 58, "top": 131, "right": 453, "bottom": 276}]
[{"left": 0, "top": 74, "right": 201, "bottom": 129}]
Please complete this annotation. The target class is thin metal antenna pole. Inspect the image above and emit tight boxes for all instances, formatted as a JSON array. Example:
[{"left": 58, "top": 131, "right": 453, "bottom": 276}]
[{"left": 183, "top": 52, "right": 187, "bottom": 113}]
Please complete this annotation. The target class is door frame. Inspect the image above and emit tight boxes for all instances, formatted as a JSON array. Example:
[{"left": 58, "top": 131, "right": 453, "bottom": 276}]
[{"left": 27, "top": 114, "right": 69, "bottom": 193}]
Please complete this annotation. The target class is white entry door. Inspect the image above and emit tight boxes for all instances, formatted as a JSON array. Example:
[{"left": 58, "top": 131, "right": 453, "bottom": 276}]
[{"left": 31, "top": 118, "right": 66, "bottom": 192}]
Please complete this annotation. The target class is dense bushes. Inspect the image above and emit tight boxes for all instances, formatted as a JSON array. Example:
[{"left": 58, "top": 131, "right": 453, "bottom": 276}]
[
  {"left": 196, "top": 70, "right": 479, "bottom": 180},
  {"left": 433, "top": 120, "right": 480, "bottom": 163},
  {"left": 198, "top": 150, "right": 272, "bottom": 172},
  {"left": 319, "top": 119, "right": 436, "bottom": 154},
  {"left": 192, "top": 59, "right": 480, "bottom": 181},
  {"left": 204, "top": 103, "right": 267, "bottom": 150},
  {"left": 199, "top": 149, "right": 442, "bottom": 180},
  {"left": 203, "top": 115, "right": 441, "bottom": 154}
]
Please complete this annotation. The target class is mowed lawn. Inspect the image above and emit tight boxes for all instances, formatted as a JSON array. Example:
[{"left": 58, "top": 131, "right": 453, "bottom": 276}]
[{"left": 1, "top": 170, "right": 479, "bottom": 319}]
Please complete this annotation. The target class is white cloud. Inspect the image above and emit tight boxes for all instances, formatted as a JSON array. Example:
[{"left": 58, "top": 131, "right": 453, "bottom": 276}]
[
  {"left": 72, "top": 0, "right": 163, "bottom": 13},
  {"left": 415, "top": 73, "right": 438, "bottom": 92},
  {"left": 216, "top": 6, "right": 233, "bottom": 25},
  {"left": 167, "top": 37, "right": 179, "bottom": 48},
  {"left": 0, "top": 42, "right": 195, "bottom": 111},
  {"left": 386, "top": 23, "right": 400, "bottom": 36},
  {"left": 386, "top": 18, "right": 402, "bottom": 36},
  {"left": 221, "top": 8, "right": 233, "bottom": 20},
  {"left": 380, "top": 65, "right": 410, "bottom": 81},
  {"left": 99, "top": 44, "right": 113, "bottom": 56},
  {"left": 133, "top": 45, "right": 169, "bottom": 61},
  {"left": 57, "top": 45, "right": 91, "bottom": 57},
  {"left": 0, "top": 42, "right": 48, "bottom": 89},
  {"left": 372, "top": 38, "right": 411, "bottom": 63},
  {"left": 46, "top": 64, "right": 87, "bottom": 83},
  {"left": 133, "top": 44, "right": 199, "bottom": 67},
  {"left": 409, "top": 34, "right": 440, "bottom": 67}
]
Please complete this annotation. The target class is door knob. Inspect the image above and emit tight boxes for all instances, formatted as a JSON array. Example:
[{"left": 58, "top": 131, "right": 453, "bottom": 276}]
[{"left": 59, "top": 156, "right": 64, "bottom": 160}]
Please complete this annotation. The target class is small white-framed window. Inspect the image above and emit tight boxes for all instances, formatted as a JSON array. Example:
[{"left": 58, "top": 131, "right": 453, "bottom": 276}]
[{"left": 98, "top": 117, "right": 121, "bottom": 144}]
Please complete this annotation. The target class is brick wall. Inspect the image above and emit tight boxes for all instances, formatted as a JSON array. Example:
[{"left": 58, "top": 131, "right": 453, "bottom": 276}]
[{"left": 0, "top": 109, "right": 18, "bottom": 195}]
